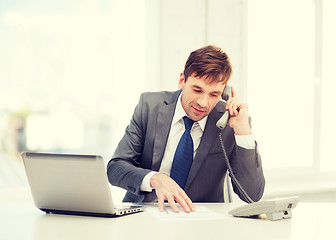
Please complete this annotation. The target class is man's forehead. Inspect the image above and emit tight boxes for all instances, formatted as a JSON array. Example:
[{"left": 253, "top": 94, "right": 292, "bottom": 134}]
[
  {"left": 190, "top": 79, "right": 225, "bottom": 92},
  {"left": 191, "top": 72, "right": 225, "bottom": 84},
  {"left": 190, "top": 75, "right": 225, "bottom": 85}
]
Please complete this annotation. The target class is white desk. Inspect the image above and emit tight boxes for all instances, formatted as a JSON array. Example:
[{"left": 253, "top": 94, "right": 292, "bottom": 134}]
[{"left": 0, "top": 201, "right": 334, "bottom": 240}]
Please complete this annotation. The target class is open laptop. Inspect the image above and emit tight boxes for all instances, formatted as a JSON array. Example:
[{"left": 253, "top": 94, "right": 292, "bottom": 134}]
[{"left": 22, "top": 152, "right": 144, "bottom": 217}]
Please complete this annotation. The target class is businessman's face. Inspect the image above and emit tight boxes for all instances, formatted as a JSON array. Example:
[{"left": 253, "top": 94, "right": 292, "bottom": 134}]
[{"left": 178, "top": 73, "right": 225, "bottom": 121}]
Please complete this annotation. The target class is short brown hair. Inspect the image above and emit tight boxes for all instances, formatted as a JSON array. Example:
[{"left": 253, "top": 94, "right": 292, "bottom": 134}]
[{"left": 183, "top": 45, "right": 232, "bottom": 84}]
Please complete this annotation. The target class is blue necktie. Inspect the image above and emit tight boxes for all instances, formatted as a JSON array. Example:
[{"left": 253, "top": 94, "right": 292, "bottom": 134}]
[{"left": 170, "top": 116, "right": 195, "bottom": 189}]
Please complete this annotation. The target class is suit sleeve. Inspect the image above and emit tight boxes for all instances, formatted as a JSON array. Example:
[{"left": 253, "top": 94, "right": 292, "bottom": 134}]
[
  {"left": 229, "top": 141, "right": 265, "bottom": 202},
  {"left": 106, "top": 93, "right": 152, "bottom": 196}
]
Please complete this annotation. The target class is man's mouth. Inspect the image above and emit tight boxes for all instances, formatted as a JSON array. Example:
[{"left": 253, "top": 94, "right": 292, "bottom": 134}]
[{"left": 192, "top": 106, "right": 206, "bottom": 114}]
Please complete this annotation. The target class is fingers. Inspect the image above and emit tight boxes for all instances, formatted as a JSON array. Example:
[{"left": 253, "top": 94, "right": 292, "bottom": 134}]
[
  {"left": 223, "top": 87, "right": 251, "bottom": 134},
  {"left": 163, "top": 192, "right": 195, "bottom": 213},
  {"left": 178, "top": 191, "right": 195, "bottom": 212},
  {"left": 158, "top": 188, "right": 195, "bottom": 213},
  {"left": 231, "top": 86, "right": 236, "bottom": 98},
  {"left": 151, "top": 173, "right": 195, "bottom": 213},
  {"left": 157, "top": 195, "right": 165, "bottom": 212},
  {"left": 225, "top": 86, "right": 239, "bottom": 115},
  {"left": 225, "top": 98, "right": 240, "bottom": 116},
  {"left": 173, "top": 191, "right": 194, "bottom": 213},
  {"left": 167, "top": 195, "right": 180, "bottom": 213}
]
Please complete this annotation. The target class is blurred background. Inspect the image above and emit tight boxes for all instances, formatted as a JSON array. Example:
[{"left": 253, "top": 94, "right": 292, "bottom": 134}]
[{"left": 1, "top": 0, "right": 336, "bottom": 202}]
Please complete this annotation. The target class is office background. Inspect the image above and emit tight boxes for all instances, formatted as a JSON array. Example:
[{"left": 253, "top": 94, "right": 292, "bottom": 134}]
[{"left": 1, "top": 0, "right": 336, "bottom": 202}]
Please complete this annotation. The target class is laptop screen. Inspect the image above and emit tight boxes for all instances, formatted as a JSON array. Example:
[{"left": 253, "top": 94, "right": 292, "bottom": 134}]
[{"left": 22, "top": 153, "right": 116, "bottom": 215}]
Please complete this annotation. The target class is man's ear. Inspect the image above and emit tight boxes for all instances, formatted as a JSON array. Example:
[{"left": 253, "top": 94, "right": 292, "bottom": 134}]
[{"left": 178, "top": 73, "right": 185, "bottom": 90}]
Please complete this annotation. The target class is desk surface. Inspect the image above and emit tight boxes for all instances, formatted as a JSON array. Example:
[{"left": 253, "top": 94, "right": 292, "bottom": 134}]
[{"left": 0, "top": 200, "right": 334, "bottom": 240}]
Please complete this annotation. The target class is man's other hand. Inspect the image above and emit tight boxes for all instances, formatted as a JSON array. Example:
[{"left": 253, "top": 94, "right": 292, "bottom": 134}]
[{"left": 150, "top": 173, "right": 195, "bottom": 213}]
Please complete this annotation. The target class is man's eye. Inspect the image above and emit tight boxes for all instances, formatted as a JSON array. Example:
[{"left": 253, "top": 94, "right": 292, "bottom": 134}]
[{"left": 193, "top": 89, "right": 201, "bottom": 93}]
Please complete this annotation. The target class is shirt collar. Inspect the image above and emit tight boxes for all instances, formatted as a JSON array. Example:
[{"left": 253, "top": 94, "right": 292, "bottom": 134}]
[{"left": 172, "top": 92, "right": 208, "bottom": 131}]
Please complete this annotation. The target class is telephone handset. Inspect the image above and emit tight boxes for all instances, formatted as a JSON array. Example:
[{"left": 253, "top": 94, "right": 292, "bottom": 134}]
[{"left": 216, "top": 86, "right": 232, "bottom": 129}]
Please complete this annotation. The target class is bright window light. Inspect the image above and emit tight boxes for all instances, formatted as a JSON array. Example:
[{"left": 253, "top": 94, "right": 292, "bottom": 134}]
[
  {"left": 0, "top": 0, "right": 148, "bottom": 161},
  {"left": 320, "top": 0, "right": 336, "bottom": 172},
  {"left": 247, "top": 0, "right": 315, "bottom": 169}
]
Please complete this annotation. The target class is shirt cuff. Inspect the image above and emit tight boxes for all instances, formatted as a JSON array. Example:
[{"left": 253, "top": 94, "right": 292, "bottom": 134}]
[
  {"left": 140, "top": 171, "right": 158, "bottom": 192},
  {"left": 234, "top": 134, "right": 255, "bottom": 149}
]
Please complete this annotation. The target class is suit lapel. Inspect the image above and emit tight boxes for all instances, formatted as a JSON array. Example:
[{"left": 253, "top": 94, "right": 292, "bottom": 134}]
[
  {"left": 184, "top": 103, "right": 224, "bottom": 190},
  {"left": 152, "top": 91, "right": 181, "bottom": 171}
]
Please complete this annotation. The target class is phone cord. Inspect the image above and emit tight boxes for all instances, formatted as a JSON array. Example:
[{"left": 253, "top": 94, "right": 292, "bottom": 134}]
[{"left": 219, "top": 132, "right": 254, "bottom": 204}]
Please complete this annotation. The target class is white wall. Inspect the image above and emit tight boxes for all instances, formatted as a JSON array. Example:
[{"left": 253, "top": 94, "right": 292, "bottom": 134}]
[{"left": 159, "top": 0, "right": 246, "bottom": 98}]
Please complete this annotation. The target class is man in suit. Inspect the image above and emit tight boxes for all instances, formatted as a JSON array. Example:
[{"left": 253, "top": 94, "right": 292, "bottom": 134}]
[{"left": 107, "top": 45, "right": 265, "bottom": 213}]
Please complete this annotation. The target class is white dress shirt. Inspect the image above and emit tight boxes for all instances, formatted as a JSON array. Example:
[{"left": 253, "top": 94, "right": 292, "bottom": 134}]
[{"left": 140, "top": 93, "right": 255, "bottom": 192}]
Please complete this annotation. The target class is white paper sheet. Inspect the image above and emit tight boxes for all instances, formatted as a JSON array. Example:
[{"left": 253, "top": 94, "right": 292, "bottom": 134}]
[{"left": 145, "top": 205, "right": 227, "bottom": 220}]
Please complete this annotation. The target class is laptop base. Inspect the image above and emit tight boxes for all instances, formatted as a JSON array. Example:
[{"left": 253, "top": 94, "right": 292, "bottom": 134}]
[{"left": 41, "top": 206, "right": 144, "bottom": 218}]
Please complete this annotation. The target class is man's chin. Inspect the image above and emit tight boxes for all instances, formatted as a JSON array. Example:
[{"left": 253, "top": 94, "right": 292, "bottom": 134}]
[{"left": 190, "top": 113, "right": 207, "bottom": 121}]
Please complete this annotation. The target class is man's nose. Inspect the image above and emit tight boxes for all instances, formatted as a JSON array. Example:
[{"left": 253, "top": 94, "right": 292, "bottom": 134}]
[{"left": 196, "top": 94, "right": 208, "bottom": 108}]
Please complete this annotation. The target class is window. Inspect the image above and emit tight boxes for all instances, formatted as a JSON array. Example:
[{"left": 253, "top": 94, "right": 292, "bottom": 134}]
[
  {"left": 247, "top": 0, "right": 315, "bottom": 169},
  {"left": 320, "top": 0, "right": 336, "bottom": 172},
  {"left": 0, "top": 0, "right": 156, "bottom": 190},
  {"left": 245, "top": 0, "right": 336, "bottom": 197}
]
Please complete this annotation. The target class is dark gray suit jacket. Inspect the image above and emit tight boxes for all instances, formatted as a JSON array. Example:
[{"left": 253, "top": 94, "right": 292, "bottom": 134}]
[{"left": 107, "top": 90, "right": 265, "bottom": 203}]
